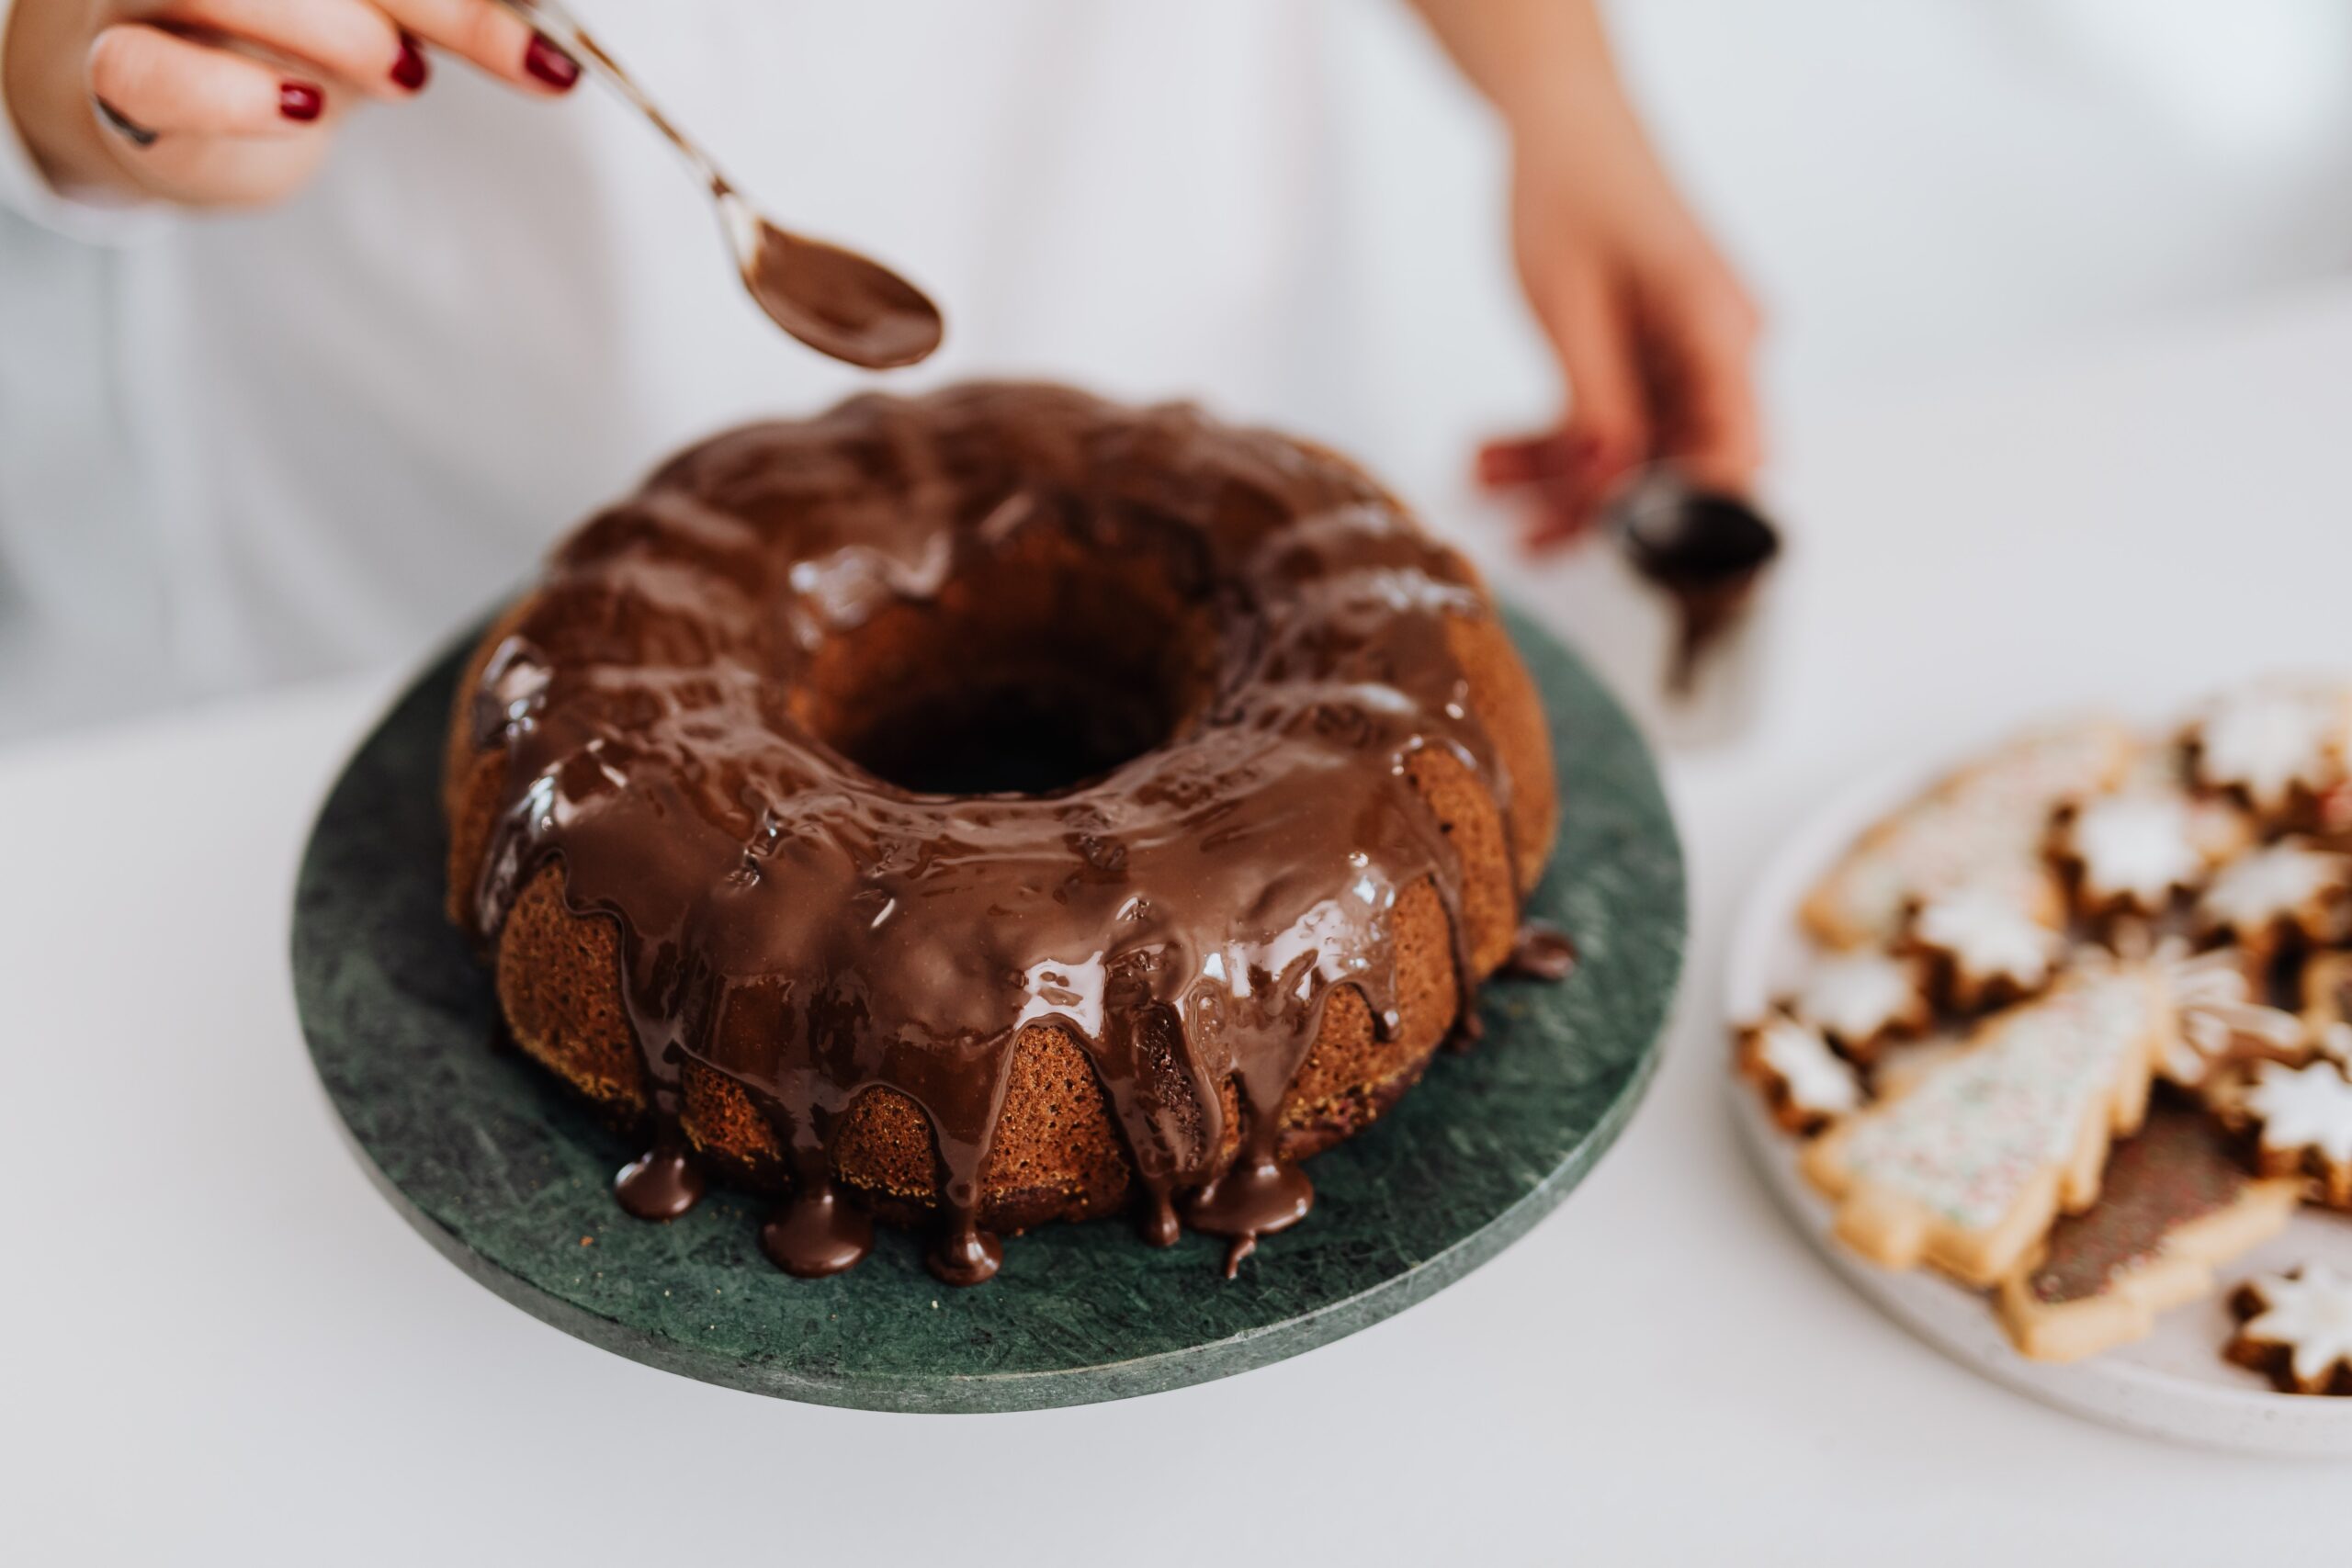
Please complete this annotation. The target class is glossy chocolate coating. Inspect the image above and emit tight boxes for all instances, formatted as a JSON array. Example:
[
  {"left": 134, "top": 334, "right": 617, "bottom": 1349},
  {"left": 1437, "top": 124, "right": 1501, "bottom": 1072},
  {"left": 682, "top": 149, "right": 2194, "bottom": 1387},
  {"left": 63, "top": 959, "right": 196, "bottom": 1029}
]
[{"left": 466, "top": 384, "right": 1542, "bottom": 1282}]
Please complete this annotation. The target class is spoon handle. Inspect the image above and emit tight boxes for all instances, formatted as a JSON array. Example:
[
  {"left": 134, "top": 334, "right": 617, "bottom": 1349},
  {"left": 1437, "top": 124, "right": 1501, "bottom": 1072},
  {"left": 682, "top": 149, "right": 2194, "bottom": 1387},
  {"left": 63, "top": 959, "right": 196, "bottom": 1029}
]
[{"left": 494, "top": 0, "right": 734, "bottom": 196}]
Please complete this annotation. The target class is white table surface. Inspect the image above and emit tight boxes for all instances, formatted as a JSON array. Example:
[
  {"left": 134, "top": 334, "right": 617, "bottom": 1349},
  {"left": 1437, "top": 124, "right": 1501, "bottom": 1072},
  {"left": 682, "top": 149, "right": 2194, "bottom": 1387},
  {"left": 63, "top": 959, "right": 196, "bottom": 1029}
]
[{"left": 9, "top": 285, "right": 2352, "bottom": 1564}]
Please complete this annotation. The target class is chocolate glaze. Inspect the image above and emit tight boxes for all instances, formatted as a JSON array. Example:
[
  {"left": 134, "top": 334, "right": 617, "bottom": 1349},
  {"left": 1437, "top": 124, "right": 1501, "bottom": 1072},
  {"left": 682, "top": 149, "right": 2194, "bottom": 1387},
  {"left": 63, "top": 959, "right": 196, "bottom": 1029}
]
[
  {"left": 2027, "top": 1102, "right": 2249, "bottom": 1305},
  {"left": 1614, "top": 485, "right": 1780, "bottom": 694},
  {"left": 467, "top": 383, "right": 1548, "bottom": 1284},
  {"left": 1502, "top": 921, "right": 1578, "bottom": 982}
]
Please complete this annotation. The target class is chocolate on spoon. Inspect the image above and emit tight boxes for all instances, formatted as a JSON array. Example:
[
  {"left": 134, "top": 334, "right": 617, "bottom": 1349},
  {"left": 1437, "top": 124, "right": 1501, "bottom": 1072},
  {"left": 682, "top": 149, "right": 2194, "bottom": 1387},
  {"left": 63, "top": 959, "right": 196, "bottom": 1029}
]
[{"left": 502, "top": 0, "right": 944, "bottom": 370}]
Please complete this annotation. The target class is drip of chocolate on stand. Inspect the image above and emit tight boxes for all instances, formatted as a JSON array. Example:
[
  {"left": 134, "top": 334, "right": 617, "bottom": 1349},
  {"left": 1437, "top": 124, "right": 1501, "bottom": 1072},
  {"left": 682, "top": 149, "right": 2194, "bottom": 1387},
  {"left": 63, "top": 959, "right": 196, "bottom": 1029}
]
[
  {"left": 468, "top": 387, "right": 1571, "bottom": 1285},
  {"left": 1502, "top": 921, "right": 1579, "bottom": 982},
  {"left": 1612, "top": 485, "right": 1781, "bottom": 695},
  {"left": 613, "top": 1145, "right": 706, "bottom": 1222},
  {"left": 1448, "top": 1010, "right": 1486, "bottom": 1054},
  {"left": 759, "top": 1175, "right": 875, "bottom": 1279}
]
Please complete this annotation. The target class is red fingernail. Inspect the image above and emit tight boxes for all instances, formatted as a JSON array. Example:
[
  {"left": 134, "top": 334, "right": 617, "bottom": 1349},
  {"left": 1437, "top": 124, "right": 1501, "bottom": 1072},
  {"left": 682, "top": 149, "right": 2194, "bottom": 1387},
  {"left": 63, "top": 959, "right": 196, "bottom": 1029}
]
[
  {"left": 280, "top": 82, "right": 324, "bottom": 122},
  {"left": 391, "top": 34, "right": 429, "bottom": 92},
  {"left": 525, "top": 34, "right": 581, "bottom": 90}
]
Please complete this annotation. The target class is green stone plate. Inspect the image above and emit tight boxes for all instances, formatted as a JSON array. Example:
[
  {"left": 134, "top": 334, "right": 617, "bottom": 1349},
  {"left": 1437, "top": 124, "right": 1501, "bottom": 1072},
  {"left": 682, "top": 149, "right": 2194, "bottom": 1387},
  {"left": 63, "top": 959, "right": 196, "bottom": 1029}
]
[{"left": 293, "top": 605, "right": 1682, "bottom": 1413}]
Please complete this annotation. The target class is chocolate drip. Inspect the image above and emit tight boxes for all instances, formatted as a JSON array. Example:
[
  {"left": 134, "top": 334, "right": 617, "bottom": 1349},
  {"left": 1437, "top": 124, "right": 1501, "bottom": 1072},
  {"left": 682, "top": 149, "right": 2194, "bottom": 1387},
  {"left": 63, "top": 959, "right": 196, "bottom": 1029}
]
[
  {"left": 468, "top": 384, "right": 1535, "bottom": 1282},
  {"left": 1184, "top": 1154, "right": 1316, "bottom": 1255},
  {"left": 1139, "top": 1190, "right": 1182, "bottom": 1248},
  {"left": 1502, "top": 921, "right": 1579, "bottom": 983},
  {"left": 614, "top": 1145, "right": 706, "bottom": 1221},
  {"left": 926, "top": 1223, "right": 1005, "bottom": 1288},
  {"left": 759, "top": 1177, "right": 874, "bottom": 1278}
]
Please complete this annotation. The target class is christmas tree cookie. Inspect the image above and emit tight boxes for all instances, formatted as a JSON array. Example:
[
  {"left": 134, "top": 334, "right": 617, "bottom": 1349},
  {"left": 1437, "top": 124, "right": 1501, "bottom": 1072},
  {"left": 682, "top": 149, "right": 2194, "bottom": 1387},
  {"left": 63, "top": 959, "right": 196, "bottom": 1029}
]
[{"left": 1802, "top": 966, "right": 2171, "bottom": 1287}]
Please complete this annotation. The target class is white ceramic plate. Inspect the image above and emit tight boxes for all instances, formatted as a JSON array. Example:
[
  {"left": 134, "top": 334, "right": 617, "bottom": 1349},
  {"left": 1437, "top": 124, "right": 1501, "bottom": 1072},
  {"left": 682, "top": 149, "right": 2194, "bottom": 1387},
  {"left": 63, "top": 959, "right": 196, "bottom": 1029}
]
[{"left": 1725, "top": 731, "right": 2352, "bottom": 1457}]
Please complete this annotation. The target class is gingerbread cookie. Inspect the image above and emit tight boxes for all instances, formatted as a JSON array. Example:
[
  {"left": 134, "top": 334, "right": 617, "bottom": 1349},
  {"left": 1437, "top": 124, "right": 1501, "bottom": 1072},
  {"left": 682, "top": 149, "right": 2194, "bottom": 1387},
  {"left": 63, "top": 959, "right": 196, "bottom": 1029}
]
[
  {"left": 2299, "top": 953, "right": 2352, "bottom": 1063},
  {"left": 2199, "top": 840, "right": 2352, "bottom": 957},
  {"left": 1784, "top": 950, "right": 1929, "bottom": 1062},
  {"left": 1803, "top": 722, "right": 2133, "bottom": 947},
  {"left": 1801, "top": 966, "right": 2170, "bottom": 1287},
  {"left": 2230, "top": 1058, "right": 2352, "bottom": 1207},
  {"left": 2187, "top": 678, "right": 2352, "bottom": 821},
  {"left": 1907, "top": 884, "right": 2064, "bottom": 1012},
  {"left": 1996, "top": 1104, "right": 2300, "bottom": 1362},
  {"left": 2154, "top": 942, "right": 2305, "bottom": 1090},
  {"left": 1870, "top": 1035, "right": 1967, "bottom": 1100},
  {"left": 2052, "top": 788, "right": 2249, "bottom": 919},
  {"left": 2226, "top": 1266, "right": 2352, "bottom": 1396},
  {"left": 1738, "top": 1015, "right": 1862, "bottom": 1135}
]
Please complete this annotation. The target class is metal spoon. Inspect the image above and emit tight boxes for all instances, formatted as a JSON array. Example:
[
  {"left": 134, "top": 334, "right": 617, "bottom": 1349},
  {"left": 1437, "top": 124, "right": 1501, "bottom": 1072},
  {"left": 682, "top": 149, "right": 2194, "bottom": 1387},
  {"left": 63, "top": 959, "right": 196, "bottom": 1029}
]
[{"left": 498, "top": 0, "right": 944, "bottom": 369}]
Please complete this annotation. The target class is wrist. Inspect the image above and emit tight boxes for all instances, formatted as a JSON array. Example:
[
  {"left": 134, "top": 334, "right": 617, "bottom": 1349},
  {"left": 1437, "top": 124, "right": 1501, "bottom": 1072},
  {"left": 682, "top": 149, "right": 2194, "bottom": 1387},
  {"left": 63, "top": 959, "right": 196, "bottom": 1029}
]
[
  {"left": 1410, "top": 0, "right": 1640, "bottom": 142},
  {"left": 1494, "top": 62, "right": 1653, "bottom": 175}
]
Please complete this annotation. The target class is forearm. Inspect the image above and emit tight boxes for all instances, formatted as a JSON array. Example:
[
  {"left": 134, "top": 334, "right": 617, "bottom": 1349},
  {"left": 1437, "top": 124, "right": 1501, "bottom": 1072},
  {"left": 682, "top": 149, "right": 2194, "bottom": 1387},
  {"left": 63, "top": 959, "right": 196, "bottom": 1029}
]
[
  {"left": 1405, "top": 0, "right": 1641, "bottom": 141},
  {"left": 1420, "top": 0, "right": 1762, "bottom": 522}
]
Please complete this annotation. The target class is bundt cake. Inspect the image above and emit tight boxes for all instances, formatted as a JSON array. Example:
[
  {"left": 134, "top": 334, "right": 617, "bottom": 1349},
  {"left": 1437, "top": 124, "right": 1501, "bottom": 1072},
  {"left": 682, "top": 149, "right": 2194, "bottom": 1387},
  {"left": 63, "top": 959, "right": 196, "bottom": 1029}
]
[{"left": 443, "top": 382, "right": 1562, "bottom": 1285}]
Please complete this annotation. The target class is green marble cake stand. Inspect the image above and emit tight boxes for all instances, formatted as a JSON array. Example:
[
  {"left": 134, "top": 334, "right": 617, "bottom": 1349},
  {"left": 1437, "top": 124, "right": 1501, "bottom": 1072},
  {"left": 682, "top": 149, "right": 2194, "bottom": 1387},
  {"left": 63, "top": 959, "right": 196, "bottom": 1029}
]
[{"left": 292, "top": 605, "right": 1682, "bottom": 1414}]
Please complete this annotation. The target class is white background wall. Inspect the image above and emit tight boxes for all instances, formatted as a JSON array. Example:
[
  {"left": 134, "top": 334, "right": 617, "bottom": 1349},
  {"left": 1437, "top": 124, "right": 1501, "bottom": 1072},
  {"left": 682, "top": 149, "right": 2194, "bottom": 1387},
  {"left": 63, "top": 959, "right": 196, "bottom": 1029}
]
[
  {"left": 1317, "top": 0, "right": 2352, "bottom": 502},
  {"left": 6, "top": 0, "right": 2352, "bottom": 743}
]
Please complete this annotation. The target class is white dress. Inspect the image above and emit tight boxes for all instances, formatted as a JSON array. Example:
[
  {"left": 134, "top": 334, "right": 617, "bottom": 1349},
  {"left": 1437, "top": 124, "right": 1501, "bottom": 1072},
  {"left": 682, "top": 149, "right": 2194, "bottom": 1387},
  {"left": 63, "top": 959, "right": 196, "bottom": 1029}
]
[{"left": 0, "top": 0, "right": 1352, "bottom": 721}]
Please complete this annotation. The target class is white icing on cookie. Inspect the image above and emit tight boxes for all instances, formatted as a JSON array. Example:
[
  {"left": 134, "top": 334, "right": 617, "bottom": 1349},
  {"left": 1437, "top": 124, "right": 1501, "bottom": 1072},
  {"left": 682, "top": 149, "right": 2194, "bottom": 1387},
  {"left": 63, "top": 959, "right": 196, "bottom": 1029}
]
[
  {"left": 2066, "top": 793, "right": 2202, "bottom": 908},
  {"left": 2236, "top": 1265, "right": 2352, "bottom": 1389},
  {"left": 1912, "top": 888, "right": 2060, "bottom": 993},
  {"left": 1839, "top": 972, "right": 2158, "bottom": 1231},
  {"left": 2199, "top": 840, "right": 2350, "bottom": 935},
  {"left": 1793, "top": 951, "right": 1920, "bottom": 1049},
  {"left": 2321, "top": 1022, "right": 2352, "bottom": 1066},
  {"left": 1816, "top": 724, "right": 2130, "bottom": 940},
  {"left": 1754, "top": 1017, "right": 1861, "bottom": 1119},
  {"left": 2159, "top": 942, "right": 2305, "bottom": 1086},
  {"left": 2194, "top": 682, "right": 2351, "bottom": 812},
  {"left": 2246, "top": 1059, "right": 2352, "bottom": 1165}
]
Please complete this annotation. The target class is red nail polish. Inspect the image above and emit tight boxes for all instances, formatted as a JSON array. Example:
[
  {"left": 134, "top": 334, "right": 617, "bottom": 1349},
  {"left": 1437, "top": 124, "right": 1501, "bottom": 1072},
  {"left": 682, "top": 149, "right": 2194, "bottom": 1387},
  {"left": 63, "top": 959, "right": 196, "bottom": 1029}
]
[
  {"left": 391, "top": 35, "right": 429, "bottom": 92},
  {"left": 280, "top": 82, "right": 324, "bottom": 122},
  {"left": 525, "top": 34, "right": 581, "bottom": 90}
]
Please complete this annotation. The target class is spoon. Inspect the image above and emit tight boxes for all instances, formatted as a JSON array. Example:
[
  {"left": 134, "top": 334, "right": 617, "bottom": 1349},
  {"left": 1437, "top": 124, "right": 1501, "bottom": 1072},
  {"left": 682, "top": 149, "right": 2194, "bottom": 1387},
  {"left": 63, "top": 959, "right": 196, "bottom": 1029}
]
[{"left": 497, "top": 0, "right": 944, "bottom": 369}]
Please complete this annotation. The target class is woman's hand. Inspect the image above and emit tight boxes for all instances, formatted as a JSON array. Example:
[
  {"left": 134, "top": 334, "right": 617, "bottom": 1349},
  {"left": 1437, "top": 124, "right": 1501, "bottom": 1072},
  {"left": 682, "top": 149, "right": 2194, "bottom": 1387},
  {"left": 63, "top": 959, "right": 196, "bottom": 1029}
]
[
  {"left": 1408, "top": 0, "right": 1763, "bottom": 552},
  {"left": 1479, "top": 103, "right": 1763, "bottom": 549},
  {"left": 5, "top": 0, "right": 582, "bottom": 209}
]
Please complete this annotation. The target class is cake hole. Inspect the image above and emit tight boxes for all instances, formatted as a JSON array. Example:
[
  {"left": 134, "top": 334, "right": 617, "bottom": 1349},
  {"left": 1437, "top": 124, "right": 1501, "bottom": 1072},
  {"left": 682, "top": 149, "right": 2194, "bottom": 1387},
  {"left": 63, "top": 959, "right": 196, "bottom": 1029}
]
[
  {"left": 797, "top": 537, "right": 1212, "bottom": 798},
  {"left": 841, "top": 673, "right": 1169, "bottom": 795}
]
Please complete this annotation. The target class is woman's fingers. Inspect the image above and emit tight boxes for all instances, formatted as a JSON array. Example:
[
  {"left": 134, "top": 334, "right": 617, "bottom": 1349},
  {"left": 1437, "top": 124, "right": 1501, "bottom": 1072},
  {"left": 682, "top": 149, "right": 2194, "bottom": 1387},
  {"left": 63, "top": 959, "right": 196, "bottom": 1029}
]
[
  {"left": 375, "top": 0, "right": 579, "bottom": 93},
  {"left": 1647, "top": 268, "right": 1765, "bottom": 491},
  {"left": 87, "top": 23, "right": 330, "bottom": 138},
  {"left": 151, "top": 0, "right": 422, "bottom": 98},
  {"left": 1526, "top": 260, "right": 1650, "bottom": 485}
]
